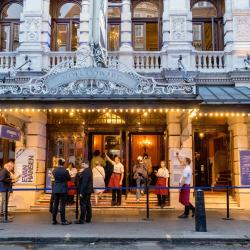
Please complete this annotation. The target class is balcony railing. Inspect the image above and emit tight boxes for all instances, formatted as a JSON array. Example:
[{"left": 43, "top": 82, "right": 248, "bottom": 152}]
[
  {"left": 0, "top": 52, "right": 17, "bottom": 70},
  {"left": 193, "top": 51, "right": 225, "bottom": 72},
  {"left": 49, "top": 52, "right": 77, "bottom": 68}
]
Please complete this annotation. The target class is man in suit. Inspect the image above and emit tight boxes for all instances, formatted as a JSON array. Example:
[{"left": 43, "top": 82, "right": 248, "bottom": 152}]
[
  {"left": 75, "top": 163, "right": 93, "bottom": 224},
  {"left": 52, "top": 158, "right": 71, "bottom": 225}
]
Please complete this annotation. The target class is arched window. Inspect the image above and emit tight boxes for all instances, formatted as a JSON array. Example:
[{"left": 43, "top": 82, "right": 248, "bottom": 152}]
[
  {"left": 191, "top": 0, "right": 224, "bottom": 51},
  {"left": 51, "top": 1, "right": 80, "bottom": 51},
  {"left": 132, "top": 1, "right": 160, "bottom": 51},
  {"left": 0, "top": 2, "right": 23, "bottom": 51}
]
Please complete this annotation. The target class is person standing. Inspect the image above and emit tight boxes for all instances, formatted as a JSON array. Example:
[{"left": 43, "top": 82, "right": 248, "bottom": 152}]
[
  {"left": 93, "top": 161, "right": 105, "bottom": 205},
  {"left": 155, "top": 161, "right": 169, "bottom": 208},
  {"left": 75, "top": 163, "right": 93, "bottom": 224},
  {"left": 91, "top": 150, "right": 106, "bottom": 170},
  {"left": 105, "top": 152, "right": 124, "bottom": 206},
  {"left": 176, "top": 153, "right": 195, "bottom": 218},
  {"left": 133, "top": 156, "right": 147, "bottom": 201},
  {"left": 52, "top": 158, "right": 71, "bottom": 225},
  {"left": 0, "top": 162, "right": 15, "bottom": 219},
  {"left": 66, "top": 163, "right": 78, "bottom": 205}
]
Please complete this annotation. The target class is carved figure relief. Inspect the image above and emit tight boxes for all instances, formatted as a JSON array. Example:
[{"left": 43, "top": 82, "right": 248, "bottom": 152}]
[
  {"left": 25, "top": 18, "right": 41, "bottom": 42},
  {"left": 171, "top": 16, "right": 186, "bottom": 41}
]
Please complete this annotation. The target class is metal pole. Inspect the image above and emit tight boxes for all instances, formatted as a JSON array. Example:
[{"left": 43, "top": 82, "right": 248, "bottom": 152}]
[
  {"left": 142, "top": 177, "right": 152, "bottom": 221},
  {"left": 222, "top": 185, "right": 233, "bottom": 220}
]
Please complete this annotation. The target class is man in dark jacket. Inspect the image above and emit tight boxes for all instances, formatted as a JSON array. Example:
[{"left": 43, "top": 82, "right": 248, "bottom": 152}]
[
  {"left": 52, "top": 158, "right": 71, "bottom": 225},
  {"left": 76, "top": 163, "right": 93, "bottom": 224},
  {"left": 0, "top": 162, "right": 13, "bottom": 218}
]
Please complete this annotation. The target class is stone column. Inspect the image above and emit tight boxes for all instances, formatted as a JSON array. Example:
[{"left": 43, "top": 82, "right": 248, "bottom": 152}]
[
  {"left": 224, "top": 0, "right": 250, "bottom": 71},
  {"left": 79, "top": 0, "right": 91, "bottom": 47},
  {"left": 17, "top": 0, "right": 51, "bottom": 71},
  {"left": 167, "top": 112, "right": 194, "bottom": 208},
  {"left": 13, "top": 112, "right": 47, "bottom": 211},
  {"left": 228, "top": 116, "right": 249, "bottom": 208},
  {"left": 165, "top": 0, "right": 193, "bottom": 70},
  {"left": 119, "top": 0, "right": 133, "bottom": 68}
]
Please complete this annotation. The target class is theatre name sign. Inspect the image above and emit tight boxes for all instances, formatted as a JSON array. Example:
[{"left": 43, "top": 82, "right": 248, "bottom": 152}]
[{"left": 0, "top": 125, "right": 21, "bottom": 141}]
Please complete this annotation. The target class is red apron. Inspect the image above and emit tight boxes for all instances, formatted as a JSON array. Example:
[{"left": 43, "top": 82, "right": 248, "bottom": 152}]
[
  {"left": 179, "top": 184, "right": 190, "bottom": 206},
  {"left": 155, "top": 177, "right": 168, "bottom": 195},
  {"left": 67, "top": 181, "right": 76, "bottom": 196},
  {"left": 108, "top": 173, "right": 121, "bottom": 188}
]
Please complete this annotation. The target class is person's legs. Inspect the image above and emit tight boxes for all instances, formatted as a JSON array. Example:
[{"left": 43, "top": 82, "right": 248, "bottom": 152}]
[
  {"left": 189, "top": 202, "right": 195, "bottom": 216},
  {"left": 136, "top": 178, "right": 141, "bottom": 200},
  {"left": 60, "top": 194, "right": 67, "bottom": 223},
  {"left": 79, "top": 195, "right": 87, "bottom": 223},
  {"left": 117, "top": 189, "right": 122, "bottom": 205},
  {"left": 184, "top": 205, "right": 190, "bottom": 216},
  {"left": 111, "top": 189, "right": 116, "bottom": 205},
  {"left": 49, "top": 193, "right": 54, "bottom": 213},
  {"left": 52, "top": 193, "right": 59, "bottom": 223},
  {"left": 162, "top": 195, "right": 166, "bottom": 205},
  {"left": 85, "top": 194, "right": 92, "bottom": 223},
  {"left": 157, "top": 194, "right": 162, "bottom": 206},
  {"left": 0, "top": 192, "right": 6, "bottom": 216}
]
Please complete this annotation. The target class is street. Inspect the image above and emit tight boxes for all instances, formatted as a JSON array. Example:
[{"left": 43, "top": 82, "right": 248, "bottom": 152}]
[{"left": 0, "top": 242, "right": 250, "bottom": 250}]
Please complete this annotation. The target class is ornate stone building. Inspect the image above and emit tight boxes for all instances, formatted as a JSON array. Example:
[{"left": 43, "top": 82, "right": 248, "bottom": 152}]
[{"left": 0, "top": 0, "right": 250, "bottom": 210}]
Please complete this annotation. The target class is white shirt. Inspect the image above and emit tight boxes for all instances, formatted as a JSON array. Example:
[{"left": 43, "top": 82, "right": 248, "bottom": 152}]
[
  {"left": 93, "top": 165, "right": 105, "bottom": 179},
  {"left": 180, "top": 165, "right": 192, "bottom": 185},
  {"left": 112, "top": 162, "right": 124, "bottom": 174},
  {"left": 156, "top": 167, "right": 169, "bottom": 178}
]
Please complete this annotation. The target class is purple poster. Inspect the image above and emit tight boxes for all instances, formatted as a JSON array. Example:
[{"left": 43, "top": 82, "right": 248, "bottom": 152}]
[{"left": 240, "top": 150, "right": 250, "bottom": 185}]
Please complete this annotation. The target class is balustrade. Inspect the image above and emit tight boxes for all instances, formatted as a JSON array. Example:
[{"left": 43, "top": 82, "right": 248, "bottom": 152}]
[{"left": 0, "top": 53, "right": 17, "bottom": 70}]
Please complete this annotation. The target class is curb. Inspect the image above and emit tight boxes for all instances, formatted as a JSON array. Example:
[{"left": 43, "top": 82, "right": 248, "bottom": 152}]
[{"left": 0, "top": 237, "right": 249, "bottom": 244}]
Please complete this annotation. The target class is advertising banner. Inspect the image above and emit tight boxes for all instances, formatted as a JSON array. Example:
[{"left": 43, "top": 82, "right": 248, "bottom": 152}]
[
  {"left": 240, "top": 150, "right": 250, "bottom": 185},
  {"left": 15, "top": 148, "right": 36, "bottom": 184},
  {"left": 0, "top": 125, "right": 21, "bottom": 141},
  {"left": 170, "top": 148, "right": 193, "bottom": 186}
]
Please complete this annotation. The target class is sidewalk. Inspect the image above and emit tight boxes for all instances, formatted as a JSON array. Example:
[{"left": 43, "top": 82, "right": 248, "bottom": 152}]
[{"left": 0, "top": 209, "right": 250, "bottom": 242}]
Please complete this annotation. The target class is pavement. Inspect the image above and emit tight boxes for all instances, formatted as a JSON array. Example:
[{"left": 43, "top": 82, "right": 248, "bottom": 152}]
[{"left": 0, "top": 209, "right": 250, "bottom": 243}]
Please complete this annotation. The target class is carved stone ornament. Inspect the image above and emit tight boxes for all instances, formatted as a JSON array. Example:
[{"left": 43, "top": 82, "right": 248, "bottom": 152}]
[
  {"left": 0, "top": 46, "right": 196, "bottom": 97},
  {"left": 171, "top": 16, "right": 186, "bottom": 41},
  {"left": 235, "top": 16, "right": 250, "bottom": 41}
]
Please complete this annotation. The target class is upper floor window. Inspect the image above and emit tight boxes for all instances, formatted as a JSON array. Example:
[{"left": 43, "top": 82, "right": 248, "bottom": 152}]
[
  {"left": 107, "top": 5, "right": 121, "bottom": 51},
  {"left": 132, "top": 1, "right": 160, "bottom": 51},
  {"left": 0, "top": 2, "right": 23, "bottom": 52},
  {"left": 192, "top": 0, "right": 224, "bottom": 51},
  {"left": 51, "top": 1, "right": 80, "bottom": 51}
]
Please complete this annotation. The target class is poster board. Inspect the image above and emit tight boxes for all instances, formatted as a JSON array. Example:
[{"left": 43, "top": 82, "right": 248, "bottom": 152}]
[
  {"left": 15, "top": 148, "right": 36, "bottom": 184},
  {"left": 170, "top": 148, "right": 193, "bottom": 187},
  {"left": 240, "top": 150, "right": 250, "bottom": 185}
]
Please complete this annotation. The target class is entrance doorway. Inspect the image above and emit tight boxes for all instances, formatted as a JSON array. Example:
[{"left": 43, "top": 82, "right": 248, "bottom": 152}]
[{"left": 194, "top": 130, "right": 231, "bottom": 188}]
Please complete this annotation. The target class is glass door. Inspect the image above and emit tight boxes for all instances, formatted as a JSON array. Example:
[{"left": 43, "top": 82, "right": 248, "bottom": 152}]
[{"left": 133, "top": 24, "right": 145, "bottom": 50}]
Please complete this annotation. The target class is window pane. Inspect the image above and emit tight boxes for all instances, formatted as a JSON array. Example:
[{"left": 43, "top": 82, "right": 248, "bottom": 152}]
[
  {"left": 108, "top": 24, "right": 120, "bottom": 51},
  {"left": 134, "top": 24, "right": 144, "bottom": 50},
  {"left": 2, "top": 3, "right": 23, "bottom": 19},
  {"left": 108, "top": 7, "right": 121, "bottom": 18},
  {"left": 1, "top": 25, "right": 11, "bottom": 51},
  {"left": 59, "top": 3, "right": 80, "bottom": 18},
  {"left": 192, "top": 24, "right": 202, "bottom": 51},
  {"left": 133, "top": 2, "right": 158, "bottom": 18},
  {"left": 192, "top": 1, "right": 217, "bottom": 18},
  {"left": 56, "top": 24, "right": 68, "bottom": 51},
  {"left": 13, "top": 24, "right": 20, "bottom": 51},
  {"left": 71, "top": 22, "right": 79, "bottom": 51}
]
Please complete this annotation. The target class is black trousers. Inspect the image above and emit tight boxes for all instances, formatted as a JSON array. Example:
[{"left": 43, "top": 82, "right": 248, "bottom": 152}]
[
  {"left": 52, "top": 193, "right": 67, "bottom": 223},
  {"left": 79, "top": 194, "right": 92, "bottom": 222},
  {"left": 112, "top": 189, "right": 121, "bottom": 205},
  {"left": 184, "top": 203, "right": 195, "bottom": 215},
  {"left": 49, "top": 193, "right": 54, "bottom": 213},
  {"left": 157, "top": 194, "right": 166, "bottom": 206}
]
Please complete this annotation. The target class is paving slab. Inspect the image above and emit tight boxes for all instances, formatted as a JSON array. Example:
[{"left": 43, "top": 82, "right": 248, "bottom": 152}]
[{"left": 0, "top": 210, "right": 250, "bottom": 242}]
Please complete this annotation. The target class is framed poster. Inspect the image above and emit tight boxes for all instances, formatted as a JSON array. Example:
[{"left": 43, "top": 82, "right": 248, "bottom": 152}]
[
  {"left": 240, "top": 150, "right": 250, "bottom": 185},
  {"left": 170, "top": 148, "right": 193, "bottom": 187},
  {"left": 15, "top": 148, "right": 36, "bottom": 184}
]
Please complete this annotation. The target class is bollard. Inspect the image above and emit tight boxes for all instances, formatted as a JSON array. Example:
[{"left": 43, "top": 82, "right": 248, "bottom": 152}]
[
  {"left": 222, "top": 185, "right": 233, "bottom": 220},
  {"left": 195, "top": 189, "right": 207, "bottom": 232}
]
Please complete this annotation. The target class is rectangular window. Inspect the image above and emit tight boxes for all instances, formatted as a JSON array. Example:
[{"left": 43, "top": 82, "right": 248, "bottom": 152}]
[
  {"left": 133, "top": 24, "right": 145, "bottom": 50},
  {"left": 13, "top": 24, "right": 20, "bottom": 51},
  {"left": 108, "top": 7, "right": 121, "bottom": 18},
  {"left": 71, "top": 22, "right": 79, "bottom": 51},
  {"left": 1, "top": 25, "right": 11, "bottom": 51},
  {"left": 108, "top": 24, "right": 120, "bottom": 51},
  {"left": 192, "top": 24, "right": 202, "bottom": 51},
  {"left": 56, "top": 24, "right": 68, "bottom": 51}
]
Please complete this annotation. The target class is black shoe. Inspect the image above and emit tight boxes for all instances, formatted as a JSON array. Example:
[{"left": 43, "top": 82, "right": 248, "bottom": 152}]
[
  {"left": 111, "top": 202, "right": 117, "bottom": 206},
  {"left": 192, "top": 209, "right": 195, "bottom": 218},
  {"left": 52, "top": 221, "right": 58, "bottom": 225},
  {"left": 61, "top": 221, "right": 72, "bottom": 225},
  {"left": 85, "top": 220, "right": 91, "bottom": 223},
  {"left": 116, "top": 202, "right": 121, "bottom": 206},
  {"left": 75, "top": 220, "right": 84, "bottom": 224},
  {"left": 178, "top": 214, "right": 188, "bottom": 219}
]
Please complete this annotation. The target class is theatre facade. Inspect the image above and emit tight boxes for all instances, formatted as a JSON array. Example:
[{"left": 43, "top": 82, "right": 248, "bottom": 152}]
[{"left": 0, "top": 0, "right": 250, "bottom": 210}]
